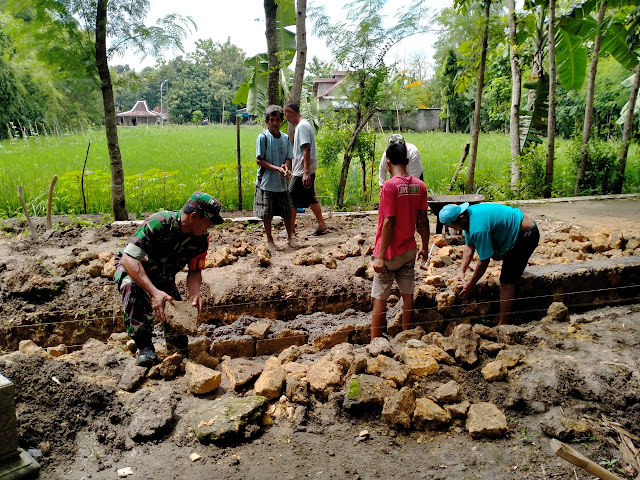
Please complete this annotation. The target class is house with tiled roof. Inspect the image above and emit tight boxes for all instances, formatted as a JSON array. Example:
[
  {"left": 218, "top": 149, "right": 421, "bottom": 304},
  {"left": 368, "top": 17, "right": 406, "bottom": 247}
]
[
  {"left": 116, "top": 100, "right": 166, "bottom": 126},
  {"left": 312, "top": 71, "right": 349, "bottom": 109}
]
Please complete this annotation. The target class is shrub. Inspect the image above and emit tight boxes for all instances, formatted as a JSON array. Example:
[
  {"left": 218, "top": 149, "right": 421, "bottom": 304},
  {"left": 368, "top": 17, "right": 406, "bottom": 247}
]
[
  {"left": 516, "top": 144, "right": 546, "bottom": 199},
  {"left": 568, "top": 139, "right": 620, "bottom": 194}
]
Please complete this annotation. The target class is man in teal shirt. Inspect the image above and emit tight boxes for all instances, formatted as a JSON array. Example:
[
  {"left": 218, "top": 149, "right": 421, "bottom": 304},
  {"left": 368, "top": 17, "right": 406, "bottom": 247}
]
[{"left": 439, "top": 202, "right": 539, "bottom": 325}]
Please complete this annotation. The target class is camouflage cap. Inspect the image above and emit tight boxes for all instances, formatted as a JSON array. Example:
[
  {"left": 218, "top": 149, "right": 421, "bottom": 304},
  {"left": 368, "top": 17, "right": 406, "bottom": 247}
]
[
  {"left": 388, "top": 134, "right": 406, "bottom": 146},
  {"left": 183, "top": 192, "right": 224, "bottom": 225}
]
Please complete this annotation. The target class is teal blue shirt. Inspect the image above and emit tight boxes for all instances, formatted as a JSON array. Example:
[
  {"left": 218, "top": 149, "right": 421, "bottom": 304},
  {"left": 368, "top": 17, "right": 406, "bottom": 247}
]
[
  {"left": 464, "top": 203, "right": 524, "bottom": 261},
  {"left": 255, "top": 130, "right": 293, "bottom": 192}
]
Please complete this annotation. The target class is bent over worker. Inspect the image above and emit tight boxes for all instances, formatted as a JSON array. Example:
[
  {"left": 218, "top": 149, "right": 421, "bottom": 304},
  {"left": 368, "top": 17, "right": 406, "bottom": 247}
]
[
  {"left": 114, "top": 192, "right": 224, "bottom": 366},
  {"left": 439, "top": 202, "right": 539, "bottom": 325}
]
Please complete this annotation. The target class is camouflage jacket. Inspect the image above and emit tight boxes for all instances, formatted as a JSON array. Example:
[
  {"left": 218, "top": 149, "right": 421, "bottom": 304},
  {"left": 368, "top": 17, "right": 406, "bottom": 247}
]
[{"left": 114, "top": 210, "right": 208, "bottom": 290}]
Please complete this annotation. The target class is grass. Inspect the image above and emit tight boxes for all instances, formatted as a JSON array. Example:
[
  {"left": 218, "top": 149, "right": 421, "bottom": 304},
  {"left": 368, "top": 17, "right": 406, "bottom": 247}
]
[{"left": 0, "top": 124, "right": 638, "bottom": 218}]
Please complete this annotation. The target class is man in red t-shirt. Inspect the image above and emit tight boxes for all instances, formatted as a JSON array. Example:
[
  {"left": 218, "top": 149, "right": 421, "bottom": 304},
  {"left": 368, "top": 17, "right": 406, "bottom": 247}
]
[{"left": 371, "top": 141, "right": 430, "bottom": 341}]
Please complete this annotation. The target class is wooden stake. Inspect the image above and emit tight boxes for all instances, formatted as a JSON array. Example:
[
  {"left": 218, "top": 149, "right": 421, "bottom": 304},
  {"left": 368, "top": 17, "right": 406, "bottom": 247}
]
[
  {"left": 236, "top": 117, "right": 242, "bottom": 211},
  {"left": 81, "top": 142, "right": 91, "bottom": 214},
  {"left": 447, "top": 142, "right": 470, "bottom": 192},
  {"left": 550, "top": 439, "right": 624, "bottom": 480},
  {"left": 46, "top": 175, "right": 58, "bottom": 230},
  {"left": 17, "top": 186, "right": 38, "bottom": 239}
]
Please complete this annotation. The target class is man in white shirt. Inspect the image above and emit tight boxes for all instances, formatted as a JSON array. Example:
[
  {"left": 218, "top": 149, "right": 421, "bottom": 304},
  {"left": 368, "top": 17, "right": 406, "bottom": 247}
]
[{"left": 378, "top": 134, "right": 423, "bottom": 186}]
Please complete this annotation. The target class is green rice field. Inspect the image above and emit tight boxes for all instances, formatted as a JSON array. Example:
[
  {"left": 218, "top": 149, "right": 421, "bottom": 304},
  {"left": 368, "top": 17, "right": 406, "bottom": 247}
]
[{"left": 0, "top": 124, "right": 638, "bottom": 218}]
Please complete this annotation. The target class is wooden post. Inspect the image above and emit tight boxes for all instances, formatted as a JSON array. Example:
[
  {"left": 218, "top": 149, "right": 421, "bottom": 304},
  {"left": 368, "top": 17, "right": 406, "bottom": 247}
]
[
  {"left": 447, "top": 143, "right": 470, "bottom": 192},
  {"left": 550, "top": 439, "right": 624, "bottom": 480},
  {"left": 46, "top": 175, "right": 58, "bottom": 230},
  {"left": 17, "top": 186, "right": 38, "bottom": 239},
  {"left": 236, "top": 116, "right": 243, "bottom": 211},
  {"left": 81, "top": 142, "right": 91, "bottom": 214}
]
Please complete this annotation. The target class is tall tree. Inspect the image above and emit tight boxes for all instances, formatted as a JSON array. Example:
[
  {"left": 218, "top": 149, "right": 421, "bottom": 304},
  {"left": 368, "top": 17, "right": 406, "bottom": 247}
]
[
  {"left": 575, "top": 0, "right": 607, "bottom": 195},
  {"left": 455, "top": 0, "right": 492, "bottom": 194},
  {"left": 544, "top": 0, "right": 557, "bottom": 198},
  {"left": 313, "top": 0, "right": 428, "bottom": 207},
  {"left": 264, "top": 0, "right": 279, "bottom": 106},
  {"left": 26, "top": 0, "right": 193, "bottom": 219},
  {"left": 287, "top": 0, "right": 308, "bottom": 142},
  {"left": 507, "top": 0, "right": 521, "bottom": 188}
]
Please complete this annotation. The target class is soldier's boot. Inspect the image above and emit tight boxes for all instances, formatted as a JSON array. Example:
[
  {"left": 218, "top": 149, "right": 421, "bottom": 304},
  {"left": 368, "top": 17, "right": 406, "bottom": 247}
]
[
  {"left": 165, "top": 333, "right": 189, "bottom": 358},
  {"left": 133, "top": 336, "right": 158, "bottom": 367}
]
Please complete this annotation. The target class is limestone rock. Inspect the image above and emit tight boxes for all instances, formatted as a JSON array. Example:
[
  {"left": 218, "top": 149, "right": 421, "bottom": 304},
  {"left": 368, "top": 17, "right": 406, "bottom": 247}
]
[
  {"left": 450, "top": 323, "right": 479, "bottom": 367},
  {"left": 392, "top": 327, "right": 426, "bottom": 345},
  {"left": 422, "top": 332, "right": 455, "bottom": 354},
  {"left": 424, "top": 275, "right": 446, "bottom": 288},
  {"left": 343, "top": 374, "right": 397, "bottom": 411},
  {"left": 424, "top": 345, "right": 456, "bottom": 365},
  {"left": 102, "top": 258, "right": 116, "bottom": 277},
  {"left": 285, "top": 373, "right": 309, "bottom": 403},
  {"left": 542, "top": 302, "right": 570, "bottom": 323},
  {"left": 367, "top": 355, "right": 409, "bottom": 386},
  {"left": 328, "top": 343, "right": 355, "bottom": 370},
  {"left": 185, "top": 362, "right": 222, "bottom": 395},
  {"left": 187, "top": 337, "right": 210, "bottom": 359},
  {"left": 210, "top": 337, "right": 256, "bottom": 358},
  {"left": 433, "top": 381, "right": 462, "bottom": 403},
  {"left": 626, "top": 238, "right": 640, "bottom": 251},
  {"left": 368, "top": 337, "right": 392, "bottom": 357},
  {"left": 127, "top": 389, "right": 176, "bottom": 440},
  {"left": 591, "top": 232, "right": 609, "bottom": 252},
  {"left": 311, "top": 324, "right": 352, "bottom": 351},
  {"left": 472, "top": 324, "right": 497, "bottom": 341},
  {"left": 436, "top": 291, "right": 456, "bottom": 310},
  {"left": 222, "top": 358, "right": 264, "bottom": 390},
  {"left": 117, "top": 363, "right": 148, "bottom": 392},
  {"left": 481, "top": 360, "right": 507, "bottom": 381},
  {"left": 322, "top": 254, "right": 337, "bottom": 269},
  {"left": 256, "top": 244, "right": 271, "bottom": 267},
  {"left": 254, "top": 367, "right": 286, "bottom": 400},
  {"left": 382, "top": 386, "right": 416, "bottom": 429},
  {"left": 466, "top": 403, "right": 508, "bottom": 438},
  {"left": 445, "top": 401, "right": 470, "bottom": 419},
  {"left": 345, "top": 353, "right": 368, "bottom": 379},
  {"left": 400, "top": 346, "right": 438, "bottom": 376},
  {"left": 307, "top": 360, "right": 343, "bottom": 397},
  {"left": 496, "top": 325, "right": 527, "bottom": 345},
  {"left": 609, "top": 229, "right": 623, "bottom": 250},
  {"left": 193, "top": 396, "right": 268, "bottom": 443},
  {"left": 46, "top": 344, "right": 68, "bottom": 358},
  {"left": 245, "top": 320, "right": 272, "bottom": 339},
  {"left": 293, "top": 247, "right": 322, "bottom": 266},
  {"left": 194, "top": 352, "right": 219, "bottom": 370},
  {"left": 479, "top": 339, "right": 505, "bottom": 356},
  {"left": 19, "top": 340, "right": 45, "bottom": 356},
  {"left": 496, "top": 347, "right": 525, "bottom": 368},
  {"left": 164, "top": 301, "right": 199, "bottom": 336},
  {"left": 278, "top": 345, "right": 302, "bottom": 363},
  {"left": 413, "top": 398, "right": 451, "bottom": 429},
  {"left": 159, "top": 353, "right": 184, "bottom": 379},
  {"left": 540, "top": 406, "right": 592, "bottom": 441}
]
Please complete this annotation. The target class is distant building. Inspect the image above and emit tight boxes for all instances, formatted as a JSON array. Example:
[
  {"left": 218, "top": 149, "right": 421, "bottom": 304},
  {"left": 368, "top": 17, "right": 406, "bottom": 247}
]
[
  {"left": 312, "top": 71, "right": 348, "bottom": 109},
  {"left": 117, "top": 100, "right": 167, "bottom": 126}
]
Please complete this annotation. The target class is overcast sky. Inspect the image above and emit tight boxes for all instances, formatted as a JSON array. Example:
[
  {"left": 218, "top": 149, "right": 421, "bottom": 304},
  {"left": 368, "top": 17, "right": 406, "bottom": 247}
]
[{"left": 115, "top": 0, "right": 453, "bottom": 75}]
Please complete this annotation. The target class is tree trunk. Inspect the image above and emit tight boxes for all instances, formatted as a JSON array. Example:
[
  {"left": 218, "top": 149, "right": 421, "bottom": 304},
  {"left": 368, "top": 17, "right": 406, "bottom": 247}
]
[
  {"left": 360, "top": 158, "right": 367, "bottom": 194},
  {"left": 288, "top": 0, "right": 307, "bottom": 144},
  {"left": 465, "top": 0, "right": 491, "bottom": 194},
  {"left": 96, "top": 0, "right": 127, "bottom": 221},
  {"left": 264, "top": 0, "right": 279, "bottom": 106},
  {"left": 544, "top": 0, "right": 557, "bottom": 199},
  {"left": 614, "top": 61, "right": 640, "bottom": 194},
  {"left": 575, "top": 0, "right": 606, "bottom": 195},
  {"left": 337, "top": 109, "right": 376, "bottom": 208},
  {"left": 507, "top": 0, "right": 521, "bottom": 188},
  {"left": 445, "top": 102, "right": 450, "bottom": 133}
]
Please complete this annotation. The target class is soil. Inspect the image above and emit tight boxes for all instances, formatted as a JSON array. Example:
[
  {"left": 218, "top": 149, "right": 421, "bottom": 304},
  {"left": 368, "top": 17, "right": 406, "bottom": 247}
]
[{"left": 1, "top": 197, "right": 640, "bottom": 480}]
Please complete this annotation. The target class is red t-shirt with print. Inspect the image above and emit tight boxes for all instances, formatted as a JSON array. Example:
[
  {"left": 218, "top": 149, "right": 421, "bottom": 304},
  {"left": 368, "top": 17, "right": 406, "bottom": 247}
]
[{"left": 374, "top": 175, "right": 428, "bottom": 260}]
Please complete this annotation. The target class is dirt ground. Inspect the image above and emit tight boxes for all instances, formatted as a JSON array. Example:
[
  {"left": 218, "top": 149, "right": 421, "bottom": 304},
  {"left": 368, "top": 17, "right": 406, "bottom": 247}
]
[{"left": 1, "top": 196, "right": 640, "bottom": 480}]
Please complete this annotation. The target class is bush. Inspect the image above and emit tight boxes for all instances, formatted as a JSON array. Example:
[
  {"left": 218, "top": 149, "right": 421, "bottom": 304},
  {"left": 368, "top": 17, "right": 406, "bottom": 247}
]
[
  {"left": 516, "top": 144, "right": 546, "bottom": 199},
  {"left": 568, "top": 139, "right": 620, "bottom": 195}
]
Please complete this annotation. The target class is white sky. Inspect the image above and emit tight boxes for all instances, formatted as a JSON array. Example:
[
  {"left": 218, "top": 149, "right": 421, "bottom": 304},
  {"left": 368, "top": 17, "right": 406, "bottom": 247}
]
[{"left": 115, "top": 0, "right": 453, "bottom": 75}]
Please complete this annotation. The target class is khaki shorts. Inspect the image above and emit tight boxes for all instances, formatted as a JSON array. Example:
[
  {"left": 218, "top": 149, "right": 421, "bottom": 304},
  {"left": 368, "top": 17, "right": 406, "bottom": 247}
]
[{"left": 371, "top": 248, "right": 417, "bottom": 300}]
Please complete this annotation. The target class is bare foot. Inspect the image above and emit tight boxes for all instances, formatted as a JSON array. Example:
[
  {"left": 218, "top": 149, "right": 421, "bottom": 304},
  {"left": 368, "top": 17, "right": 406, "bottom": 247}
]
[
  {"left": 288, "top": 238, "right": 300, "bottom": 249},
  {"left": 266, "top": 241, "right": 278, "bottom": 252}
]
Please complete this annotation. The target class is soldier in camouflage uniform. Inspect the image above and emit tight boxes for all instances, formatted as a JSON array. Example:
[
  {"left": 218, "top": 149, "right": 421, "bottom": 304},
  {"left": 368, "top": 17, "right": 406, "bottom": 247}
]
[{"left": 114, "top": 192, "right": 224, "bottom": 366}]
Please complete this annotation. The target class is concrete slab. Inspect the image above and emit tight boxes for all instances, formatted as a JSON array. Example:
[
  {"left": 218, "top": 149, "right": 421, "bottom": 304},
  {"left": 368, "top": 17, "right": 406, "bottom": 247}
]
[{"left": 0, "top": 449, "right": 40, "bottom": 480}]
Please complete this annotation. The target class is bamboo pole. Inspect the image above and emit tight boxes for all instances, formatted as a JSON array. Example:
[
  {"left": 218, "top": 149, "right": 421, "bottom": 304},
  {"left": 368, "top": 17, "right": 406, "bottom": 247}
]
[
  {"left": 17, "top": 186, "right": 38, "bottom": 239},
  {"left": 550, "top": 439, "right": 623, "bottom": 480},
  {"left": 236, "top": 116, "right": 243, "bottom": 211},
  {"left": 46, "top": 175, "right": 58, "bottom": 230}
]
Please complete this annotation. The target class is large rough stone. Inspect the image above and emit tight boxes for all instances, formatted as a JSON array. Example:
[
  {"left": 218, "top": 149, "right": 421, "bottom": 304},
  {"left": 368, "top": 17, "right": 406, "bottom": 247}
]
[
  {"left": 541, "top": 302, "right": 570, "bottom": 323},
  {"left": 254, "top": 367, "right": 286, "bottom": 400},
  {"left": 185, "top": 362, "right": 222, "bottom": 395},
  {"left": 46, "top": 344, "right": 68, "bottom": 358},
  {"left": 466, "top": 403, "right": 508, "bottom": 438},
  {"left": 496, "top": 347, "right": 525, "bottom": 368},
  {"left": 424, "top": 344, "right": 456, "bottom": 365},
  {"left": 496, "top": 325, "right": 527, "bottom": 345},
  {"left": 158, "top": 353, "right": 184, "bottom": 379},
  {"left": 117, "top": 363, "right": 148, "bottom": 392},
  {"left": 591, "top": 232, "right": 610, "bottom": 252},
  {"left": 285, "top": 373, "right": 309, "bottom": 403},
  {"left": 255, "top": 330, "right": 307, "bottom": 356},
  {"left": 18, "top": 340, "right": 45, "bottom": 356},
  {"left": 445, "top": 401, "right": 470, "bottom": 419},
  {"left": 400, "top": 347, "right": 439, "bottom": 376},
  {"left": 328, "top": 343, "right": 355, "bottom": 371},
  {"left": 368, "top": 337, "right": 392, "bottom": 357},
  {"left": 343, "top": 374, "right": 397, "bottom": 411},
  {"left": 188, "top": 337, "right": 210, "bottom": 359},
  {"left": 450, "top": 324, "right": 479, "bottom": 367},
  {"left": 392, "top": 327, "right": 426, "bottom": 345},
  {"left": 193, "top": 396, "right": 268, "bottom": 444},
  {"left": 413, "top": 398, "right": 451, "bottom": 429},
  {"left": 472, "top": 324, "right": 498, "bottom": 340},
  {"left": 367, "top": 355, "right": 409, "bottom": 386},
  {"left": 210, "top": 337, "right": 256, "bottom": 358},
  {"left": 311, "top": 325, "right": 352, "bottom": 351},
  {"left": 293, "top": 247, "right": 322, "bottom": 266},
  {"left": 222, "top": 358, "right": 264, "bottom": 390},
  {"left": 278, "top": 345, "right": 302, "bottom": 363},
  {"left": 609, "top": 229, "right": 624, "bottom": 250},
  {"left": 127, "top": 389, "right": 176, "bottom": 440},
  {"left": 479, "top": 339, "right": 505, "bottom": 356},
  {"left": 540, "top": 406, "right": 592, "bottom": 441},
  {"left": 164, "top": 301, "right": 199, "bottom": 336},
  {"left": 433, "top": 381, "right": 462, "bottom": 403},
  {"left": 245, "top": 320, "right": 272, "bottom": 339},
  {"left": 481, "top": 360, "right": 507, "bottom": 381},
  {"left": 382, "top": 386, "right": 416, "bottom": 429},
  {"left": 307, "top": 360, "right": 343, "bottom": 397}
]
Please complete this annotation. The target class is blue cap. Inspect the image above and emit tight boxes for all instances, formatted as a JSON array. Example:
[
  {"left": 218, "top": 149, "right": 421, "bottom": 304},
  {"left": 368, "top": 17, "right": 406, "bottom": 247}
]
[{"left": 439, "top": 202, "right": 469, "bottom": 225}]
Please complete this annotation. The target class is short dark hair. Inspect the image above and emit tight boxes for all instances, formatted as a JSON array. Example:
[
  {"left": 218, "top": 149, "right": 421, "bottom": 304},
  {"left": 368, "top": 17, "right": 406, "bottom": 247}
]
[
  {"left": 264, "top": 105, "right": 284, "bottom": 122},
  {"left": 385, "top": 143, "right": 408, "bottom": 165},
  {"left": 283, "top": 100, "right": 300, "bottom": 113}
]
